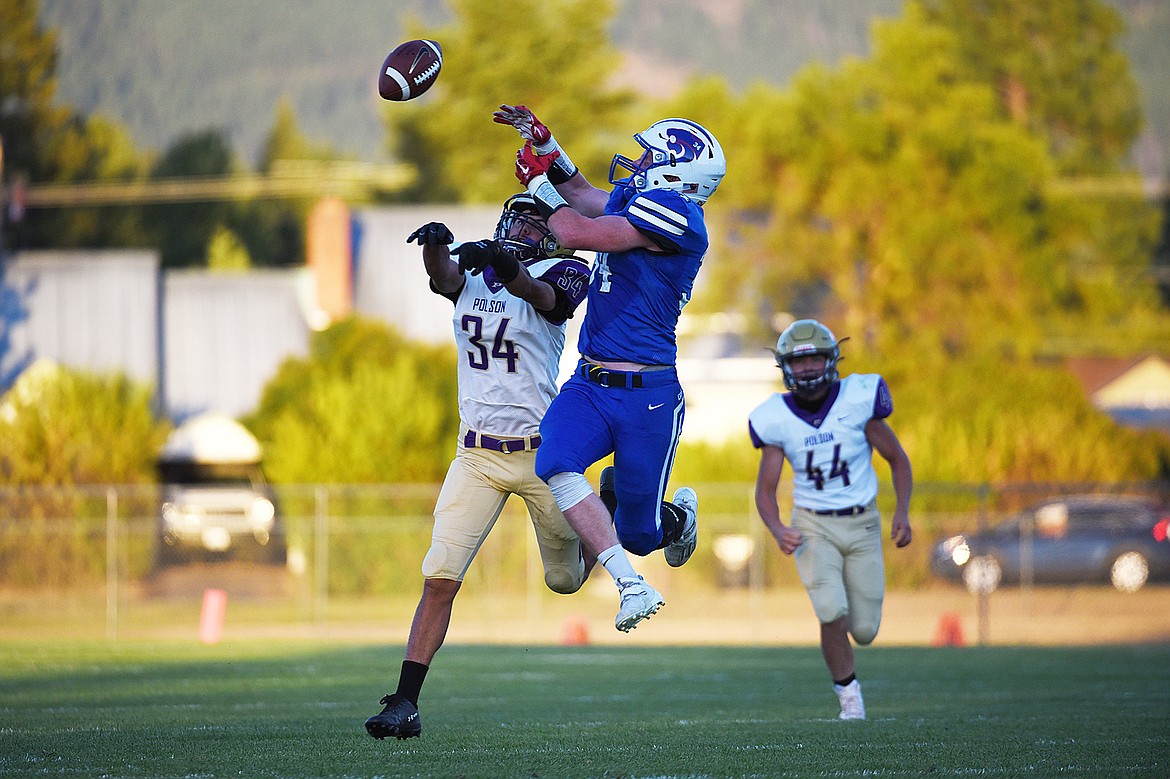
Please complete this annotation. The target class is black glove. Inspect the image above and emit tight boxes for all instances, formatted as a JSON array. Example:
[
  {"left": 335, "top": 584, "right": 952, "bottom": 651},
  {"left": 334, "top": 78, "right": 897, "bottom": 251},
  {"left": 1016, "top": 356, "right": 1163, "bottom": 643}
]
[
  {"left": 451, "top": 239, "right": 520, "bottom": 284},
  {"left": 406, "top": 222, "right": 454, "bottom": 245}
]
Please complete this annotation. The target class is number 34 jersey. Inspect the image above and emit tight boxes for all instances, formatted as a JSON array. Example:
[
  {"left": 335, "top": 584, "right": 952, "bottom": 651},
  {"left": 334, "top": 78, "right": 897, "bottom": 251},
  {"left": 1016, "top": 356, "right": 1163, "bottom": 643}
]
[
  {"left": 444, "top": 256, "right": 590, "bottom": 438},
  {"left": 748, "top": 374, "right": 893, "bottom": 511}
]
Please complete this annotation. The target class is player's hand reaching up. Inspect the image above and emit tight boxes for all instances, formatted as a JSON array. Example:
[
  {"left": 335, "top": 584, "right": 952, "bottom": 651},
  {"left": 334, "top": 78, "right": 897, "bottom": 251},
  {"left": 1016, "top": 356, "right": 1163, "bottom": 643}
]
[
  {"left": 515, "top": 142, "right": 560, "bottom": 187},
  {"left": 493, "top": 104, "right": 552, "bottom": 145},
  {"left": 496, "top": 106, "right": 578, "bottom": 184},
  {"left": 407, "top": 222, "right": 454, "bottom": 246}
]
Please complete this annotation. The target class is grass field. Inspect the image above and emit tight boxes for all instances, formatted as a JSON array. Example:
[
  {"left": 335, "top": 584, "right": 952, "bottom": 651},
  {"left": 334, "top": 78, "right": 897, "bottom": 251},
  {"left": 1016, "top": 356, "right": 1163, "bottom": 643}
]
[{"left": 2, "top": 640, "right": 1168, "bottom": 778}]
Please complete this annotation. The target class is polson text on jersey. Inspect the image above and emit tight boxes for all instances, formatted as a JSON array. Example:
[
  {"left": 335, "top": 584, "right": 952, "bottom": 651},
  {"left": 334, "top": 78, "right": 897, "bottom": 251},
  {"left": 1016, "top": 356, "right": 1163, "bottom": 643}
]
[
  {"left": 804, "top": 432, "right": 835, "bottom": 447},
  {"left": 473, "top": 298, "right": 507, "bottom": 313}
]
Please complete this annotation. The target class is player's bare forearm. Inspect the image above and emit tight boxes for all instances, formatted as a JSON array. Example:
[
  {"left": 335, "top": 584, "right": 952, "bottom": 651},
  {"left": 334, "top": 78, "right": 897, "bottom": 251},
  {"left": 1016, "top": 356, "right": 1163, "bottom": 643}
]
[
  {"left": 548, "top": 210, "right": 657, "bottom": 254},
  {"left": 755, "top": 446, "right": 802, "bottom": 554},
  {"left": 867, "top": 418, "right": 914, "bottom": 548},
  {"left": 502, "top": 269, "right": 556, "bottom": 312},
  {"left": 423, "top": 245, "right": 461, "bottom": 293},
  {"left": 555, "top": 174, "right": 609, "bottom": 217}
]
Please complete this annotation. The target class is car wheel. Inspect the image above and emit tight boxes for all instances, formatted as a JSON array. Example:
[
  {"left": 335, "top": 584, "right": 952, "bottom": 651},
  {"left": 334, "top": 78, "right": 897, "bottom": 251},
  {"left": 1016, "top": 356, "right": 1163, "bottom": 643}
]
[
  {"left": 1110, "top": 550, "right": 1149, "bottom": 593},
  {"left": 963, "top": 555, "right": 1001, "bottom": 595}
]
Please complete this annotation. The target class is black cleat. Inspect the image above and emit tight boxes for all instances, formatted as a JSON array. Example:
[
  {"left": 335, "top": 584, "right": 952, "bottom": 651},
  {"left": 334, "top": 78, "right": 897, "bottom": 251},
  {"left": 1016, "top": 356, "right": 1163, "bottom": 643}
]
[
  {"left": 599, "top": 465, "right": 617, "bottom": 519},
  {"left": 365, "top": 693, "right": 422, "bottom": 740}
]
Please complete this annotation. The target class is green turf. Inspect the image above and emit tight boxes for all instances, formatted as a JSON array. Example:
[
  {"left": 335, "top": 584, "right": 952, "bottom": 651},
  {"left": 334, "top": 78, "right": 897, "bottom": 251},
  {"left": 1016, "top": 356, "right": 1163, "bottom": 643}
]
[{"left": 1, "top": 641, "right": 1167, "bottom": 778}]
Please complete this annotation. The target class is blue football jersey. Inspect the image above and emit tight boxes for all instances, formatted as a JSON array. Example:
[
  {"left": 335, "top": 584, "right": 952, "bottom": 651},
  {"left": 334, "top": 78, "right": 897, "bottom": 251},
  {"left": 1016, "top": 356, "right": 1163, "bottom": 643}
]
[{"left": 577, "top": 186, "right": 709, "bottom": 365}]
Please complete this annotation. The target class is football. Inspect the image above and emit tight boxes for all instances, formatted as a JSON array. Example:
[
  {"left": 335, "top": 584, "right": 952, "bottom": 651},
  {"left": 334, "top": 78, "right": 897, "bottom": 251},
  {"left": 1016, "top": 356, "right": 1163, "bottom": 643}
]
[{"left": 378, "top": 39, "right": 443, "bottom": 102}]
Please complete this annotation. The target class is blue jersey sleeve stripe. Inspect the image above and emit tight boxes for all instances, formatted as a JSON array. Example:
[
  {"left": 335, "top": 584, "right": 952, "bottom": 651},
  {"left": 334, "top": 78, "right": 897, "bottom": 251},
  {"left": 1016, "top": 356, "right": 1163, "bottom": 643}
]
[
  {"left": 631, "top": 195, "right": 687, "bottom": 226},
  {"left": 628, "top": 203, "right": 686, "bottom": 235}
]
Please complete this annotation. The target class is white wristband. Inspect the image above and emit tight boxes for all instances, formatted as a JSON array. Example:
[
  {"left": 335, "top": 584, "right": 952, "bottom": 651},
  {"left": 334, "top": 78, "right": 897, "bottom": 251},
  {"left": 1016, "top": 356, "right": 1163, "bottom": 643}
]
[
  {"left": 527, "top": 175, "right": 568, "bottom": 219},
  {"left": 535, "top": 134, "right": 578, "bottom": 183}
]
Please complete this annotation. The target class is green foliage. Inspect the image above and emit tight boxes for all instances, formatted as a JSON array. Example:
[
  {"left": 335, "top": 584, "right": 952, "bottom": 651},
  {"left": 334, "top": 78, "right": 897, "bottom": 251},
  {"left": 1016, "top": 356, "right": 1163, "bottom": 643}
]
[
  {"left": 384, "top": 0, "right": 636, "bottom": 204},
  {"left": 245, "top": 317, "right": 460, "bottom": 483},
  {"left": 872, "top": 354, "right": 1170, "bottom": 484},
  {"left": 696, "top": 1, "right": 1168, "bottom": 361},
  {"left": 0, "top": 362, "right": 167, "bottom": 588},
  {"left": 0, "top": 361, "right": 167, "bottom": 486},
  {"left": 206, "top": 224, "right": 250, "bottom": 272},
  {"left": 916, "top": 0, "right": 1142, "bottom": 174},
  {"left": 144, "top": 128, "right": 236, "bottom": 267}
]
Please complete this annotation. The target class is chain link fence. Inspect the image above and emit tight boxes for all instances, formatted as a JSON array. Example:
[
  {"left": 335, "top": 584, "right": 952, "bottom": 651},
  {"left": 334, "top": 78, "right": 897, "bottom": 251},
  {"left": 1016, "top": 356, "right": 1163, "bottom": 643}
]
[{"left": 2, "top": 481, "right": 1167, "bottom": 643}]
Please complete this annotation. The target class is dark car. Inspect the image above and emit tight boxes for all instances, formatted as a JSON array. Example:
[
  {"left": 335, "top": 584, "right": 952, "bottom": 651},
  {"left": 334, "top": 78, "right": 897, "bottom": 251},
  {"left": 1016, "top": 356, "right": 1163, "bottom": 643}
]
[{"left": 931, "top": 495, "right": 1170, "bottom": 593}]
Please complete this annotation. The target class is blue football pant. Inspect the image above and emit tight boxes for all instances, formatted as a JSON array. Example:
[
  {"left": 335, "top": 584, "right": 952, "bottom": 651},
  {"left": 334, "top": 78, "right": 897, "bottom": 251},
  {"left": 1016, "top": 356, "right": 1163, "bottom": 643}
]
[{"left": 535, "top": 369, "right": 685, "bottom": 556}]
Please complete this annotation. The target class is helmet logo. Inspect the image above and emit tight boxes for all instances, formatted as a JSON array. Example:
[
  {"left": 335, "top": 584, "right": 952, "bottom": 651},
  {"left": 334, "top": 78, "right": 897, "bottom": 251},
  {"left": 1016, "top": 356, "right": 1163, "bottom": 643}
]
[{"left": 663, "top": 128, "right": 705, "bottom": 163}]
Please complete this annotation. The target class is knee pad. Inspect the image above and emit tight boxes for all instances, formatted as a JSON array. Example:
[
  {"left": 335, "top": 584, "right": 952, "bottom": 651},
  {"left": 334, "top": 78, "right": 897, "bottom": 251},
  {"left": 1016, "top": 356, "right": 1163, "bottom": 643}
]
[
  {"left": 546, "top": 472, "right": 593, "bottom": 512},
  {"left": 544, "top": 560, "right": 584, "bottom": 594},
  {"left": 421, "top": 541, "right": 467, "bottom": 582},
  {"left": 850, "top": 616, "right": 880, "bottom": 646}
]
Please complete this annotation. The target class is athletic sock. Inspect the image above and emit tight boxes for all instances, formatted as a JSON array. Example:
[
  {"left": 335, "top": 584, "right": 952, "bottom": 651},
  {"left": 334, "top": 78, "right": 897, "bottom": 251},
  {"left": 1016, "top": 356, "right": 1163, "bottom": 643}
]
[
  {"left": 833, "top": 673, "right": 856, "bottom": 688},
  {"left": 598, "top": 543, "right": 639, "bottom": 583},
  {"left": 396, "top": 660, "right": 429, "bottom": 706}
]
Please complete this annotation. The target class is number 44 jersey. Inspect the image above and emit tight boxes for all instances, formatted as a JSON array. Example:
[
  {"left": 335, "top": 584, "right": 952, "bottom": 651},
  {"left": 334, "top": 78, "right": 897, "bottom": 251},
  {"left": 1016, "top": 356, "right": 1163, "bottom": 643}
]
[
  {"left": 748, "top": 374, "right": 893, "bottom": 511},
  {"left": 444, "top": 256, "right": 590, "bottom": 438}
]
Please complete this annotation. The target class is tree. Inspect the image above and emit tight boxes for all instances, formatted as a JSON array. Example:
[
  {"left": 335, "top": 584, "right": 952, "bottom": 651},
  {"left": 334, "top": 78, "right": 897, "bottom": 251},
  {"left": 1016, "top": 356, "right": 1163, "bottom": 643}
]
[
  {"left": 0, "top": 0, "right": 63, "bottom": 184},
  {"left": 916, "top": 0, "right": 1142, "bottom": 175},
  {"left": 244, "top": 317, "right": 459, "bottom": 483},
  {"left": 0, "top": 361, "right": 167, "bottom": 486},
  {"left": 146, "top": 129, "right": 236, "bottom": 268},
  {"left": 696, "top": 2, "right": 1167, "bottom": 357},
  {"left": 383, "top": 0, "right": 635, "bottom": 204}
]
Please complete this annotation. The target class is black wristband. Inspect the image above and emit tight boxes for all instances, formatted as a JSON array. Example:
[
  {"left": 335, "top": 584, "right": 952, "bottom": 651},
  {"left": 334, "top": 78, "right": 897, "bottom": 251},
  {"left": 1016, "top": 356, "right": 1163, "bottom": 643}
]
[
  {"left": 490, "top": 250, "right": 521, "bottom": 284},
  {"left": 546, "top": 160, "right": 579, "bottom": 185}
]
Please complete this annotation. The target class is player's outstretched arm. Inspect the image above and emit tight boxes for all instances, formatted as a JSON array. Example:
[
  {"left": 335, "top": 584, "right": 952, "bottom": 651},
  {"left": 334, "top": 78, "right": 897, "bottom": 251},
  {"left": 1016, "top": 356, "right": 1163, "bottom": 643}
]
[
  {"left": 450, "top": 239, "right": 556, "bottom": 311},
  {"left": 866, "top": 418, "right": 913, "bottom": 548},
  {"left": 407, "top": 222, "right": 461, "bottom": 293},
  {"left": 515, "top": 144, "right": 655, "bottom": 252}
]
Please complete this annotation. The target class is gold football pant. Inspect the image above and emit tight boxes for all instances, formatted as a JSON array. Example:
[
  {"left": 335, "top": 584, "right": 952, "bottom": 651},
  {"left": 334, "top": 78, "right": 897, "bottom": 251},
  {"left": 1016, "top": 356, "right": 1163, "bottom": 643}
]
[
  {"left": 791, "top": 503, "right": 884, "bottom": 644},
  {"left": 423, "top": 439, "right": 584, "bottom": 594}
]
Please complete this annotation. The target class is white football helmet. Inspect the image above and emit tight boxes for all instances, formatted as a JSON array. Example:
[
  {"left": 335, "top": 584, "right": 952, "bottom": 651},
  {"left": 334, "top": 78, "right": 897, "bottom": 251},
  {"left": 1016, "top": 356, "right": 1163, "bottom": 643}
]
[{"left": 608, "top": 118, "right": 726, "bottom": 204}]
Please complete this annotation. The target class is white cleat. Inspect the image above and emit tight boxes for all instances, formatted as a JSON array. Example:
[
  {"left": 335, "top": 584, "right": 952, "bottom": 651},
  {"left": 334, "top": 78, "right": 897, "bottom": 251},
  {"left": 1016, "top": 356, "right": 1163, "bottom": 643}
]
[
  {"left": 664, "top": 487, "right": 698, "bottom": 567},
  {"left": 614, "top": 576, "right": 664, "bottom": 632},
  {"left": 834, "top": 679, "right": 866, "bottom": 720}
]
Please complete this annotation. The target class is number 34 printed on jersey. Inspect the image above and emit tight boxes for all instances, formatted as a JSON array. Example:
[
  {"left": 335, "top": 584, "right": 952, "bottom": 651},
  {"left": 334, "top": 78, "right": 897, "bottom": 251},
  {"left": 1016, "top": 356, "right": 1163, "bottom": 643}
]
[
  {"left": 806, "top": 444, "right": 851, "bottom": 490},
  {"left": 461, "top": 315, "right": 518, "bottom": 372}
]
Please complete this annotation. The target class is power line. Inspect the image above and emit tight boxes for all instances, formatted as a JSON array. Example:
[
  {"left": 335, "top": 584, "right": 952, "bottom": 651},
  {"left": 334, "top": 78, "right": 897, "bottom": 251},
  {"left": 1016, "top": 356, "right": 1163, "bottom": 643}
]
[{"left": 20, "top": 161, "right": 415, "bottom": 207}]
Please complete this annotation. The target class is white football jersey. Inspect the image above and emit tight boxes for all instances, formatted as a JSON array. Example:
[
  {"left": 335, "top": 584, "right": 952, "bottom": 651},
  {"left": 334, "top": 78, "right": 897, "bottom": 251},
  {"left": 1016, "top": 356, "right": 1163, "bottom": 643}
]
[
  {"left": 446, "top": 256, "right": 590, "bottom": 437},
  {"left": 748, "top": 374, "right": 893, "bottom": 511}
]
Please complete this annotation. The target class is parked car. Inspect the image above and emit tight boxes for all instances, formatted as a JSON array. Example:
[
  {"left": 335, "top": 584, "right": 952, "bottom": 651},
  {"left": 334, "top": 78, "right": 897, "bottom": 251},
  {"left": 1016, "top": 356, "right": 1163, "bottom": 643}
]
[
  {"left": 156, "top": 413, "right": 286, "bottom": 566},
  {"left": 931, "top": 495, "right": 1170, "bottom": 593}
]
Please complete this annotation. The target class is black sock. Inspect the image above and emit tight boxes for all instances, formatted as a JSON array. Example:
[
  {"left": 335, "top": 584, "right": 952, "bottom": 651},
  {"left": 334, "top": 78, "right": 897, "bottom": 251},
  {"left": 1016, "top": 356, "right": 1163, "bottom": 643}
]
[
  {"left": 658, "top": 502, "right": 686, "bottom": 547},
  {"left": 396, "top": 660, "right": 429, "bottom": 706},
  {"left": 834, "top": 673, "right": 856, "bottom": 687}
]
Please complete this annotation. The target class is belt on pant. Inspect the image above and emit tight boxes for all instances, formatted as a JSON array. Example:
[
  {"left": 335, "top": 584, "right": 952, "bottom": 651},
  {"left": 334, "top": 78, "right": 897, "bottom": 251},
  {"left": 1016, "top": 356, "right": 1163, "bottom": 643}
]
[
  {"left": 463, "top": 430, "right": 541, "bottom": 454},
  {"left": 810, "top": 505, "right": 869, "bottom": 516},
  {"left": 580, "top": 363, "right": 644, "bottom": 389}
]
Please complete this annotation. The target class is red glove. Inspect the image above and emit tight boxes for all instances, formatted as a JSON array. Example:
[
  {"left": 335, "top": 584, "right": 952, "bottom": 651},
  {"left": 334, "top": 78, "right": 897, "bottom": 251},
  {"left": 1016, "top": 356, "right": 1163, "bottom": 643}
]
[
  {"left": 515, "top": 141, "right": 560, "bottom": 187},
  {"left": 496, "top": 104, "right": 578, "bottom": 184},
  {"left": 493, "top": 104, "right": 552, "bottom": 146}
]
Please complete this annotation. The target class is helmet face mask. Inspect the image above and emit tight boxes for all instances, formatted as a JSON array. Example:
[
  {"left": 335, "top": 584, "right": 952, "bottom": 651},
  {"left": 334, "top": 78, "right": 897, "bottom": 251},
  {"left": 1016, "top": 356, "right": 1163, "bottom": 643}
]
[
  {"left": 494, "top": 193, "right": 565, "bottom": 261},
  {"left": 608, "top": 118, "right": 726, "bottom": 204},
  {"left": 772, "top": 319, "right": 842, "bottom": 398}
]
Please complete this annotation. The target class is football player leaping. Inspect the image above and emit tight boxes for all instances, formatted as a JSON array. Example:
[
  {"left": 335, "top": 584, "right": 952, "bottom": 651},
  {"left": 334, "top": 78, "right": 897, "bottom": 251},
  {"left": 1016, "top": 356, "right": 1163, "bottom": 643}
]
[
  {"left": 494, "top": 104, "right": 726, "bottom": 633},
  {"left": 750, "top": 319, "right": 913, "bottom": 720},
  {"left": 365, "top": 194, "right": 592, "bottom": 741}
]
